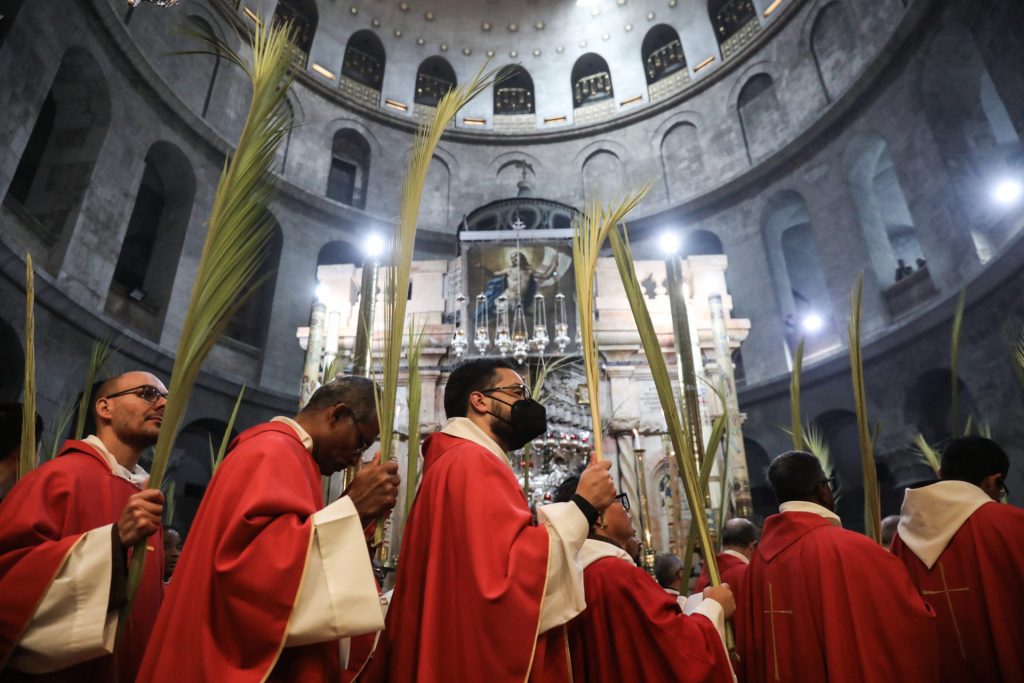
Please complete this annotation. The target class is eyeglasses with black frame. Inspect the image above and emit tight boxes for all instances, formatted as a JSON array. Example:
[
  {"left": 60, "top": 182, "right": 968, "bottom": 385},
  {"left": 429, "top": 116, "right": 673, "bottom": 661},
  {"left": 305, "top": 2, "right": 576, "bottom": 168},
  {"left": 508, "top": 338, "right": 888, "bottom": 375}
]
[
  {"left": 480, "top": 384, "right": 530, "bottom": 401},
  {"left": 104, "top": 385, "right": 168, "bottom": 404},
  {"left": 349, "top": 410, "right": 374, "bottom": 454},
  {"left": 614, "top": 492, "right": 630, "bottom": 511}
]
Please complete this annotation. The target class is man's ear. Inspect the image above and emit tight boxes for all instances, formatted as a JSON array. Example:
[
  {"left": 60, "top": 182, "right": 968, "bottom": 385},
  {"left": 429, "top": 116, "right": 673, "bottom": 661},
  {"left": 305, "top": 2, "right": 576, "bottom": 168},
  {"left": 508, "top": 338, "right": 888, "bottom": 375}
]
[
  {"left": 980, "top": 473, "right": 1003, "bottom": 501},
  {"left": 94, "top": 398, "right": 112, "bottom": 422},
  {"left": 467, "top": 391, "right": 489, "bottom": 416},
  {"left": 329, "top": 403, "right": 349, "bottom": 425}
]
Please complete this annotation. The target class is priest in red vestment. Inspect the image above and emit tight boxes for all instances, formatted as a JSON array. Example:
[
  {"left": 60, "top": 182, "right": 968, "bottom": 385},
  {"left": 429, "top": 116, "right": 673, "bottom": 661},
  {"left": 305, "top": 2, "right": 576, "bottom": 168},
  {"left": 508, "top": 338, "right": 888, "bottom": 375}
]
[
  {"left": 138, "top": 377, "right": 398, "bottom": 683},
  {"left": 364, "top": 358, "right": 617, "bottom": 683},
  {"left": 693, "top": 517, "right": 758, "bottom": 594},
  {"left": 735, "top": 451, "right": 939, "bottom": 683},
  {"left": 0, "top": 372, "right": 168, "bottom": 682},
  {"left": 555, "top": 477, "right": 735, "bottom": 683},
  {"left": 892, "top": 436, "right": 1024, "bottom": 683}
]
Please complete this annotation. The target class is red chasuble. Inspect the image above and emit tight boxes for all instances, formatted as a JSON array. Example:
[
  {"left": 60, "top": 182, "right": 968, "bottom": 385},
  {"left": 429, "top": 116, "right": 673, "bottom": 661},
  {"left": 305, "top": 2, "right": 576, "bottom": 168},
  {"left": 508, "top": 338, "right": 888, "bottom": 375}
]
[
  {"left": 566, "top": 549, "right": 732, "bottom": 683},
  {"left": 735, "top": 511, "right": 939, "bottom": 683},
  {"left": 137, "top": 423, "right": 338, "bottom": 683},
  {"left": 364, "top": 432, "right": 569, "bottom": 683},
  {"left": 0, "top": 441, "right": 163, "bottom": 682},
  {"left": 693, "top": 552, "right": 747, "bottom": 594},
  {"left": 892, "top": 501, "right": 1024, "bottom": 683}
]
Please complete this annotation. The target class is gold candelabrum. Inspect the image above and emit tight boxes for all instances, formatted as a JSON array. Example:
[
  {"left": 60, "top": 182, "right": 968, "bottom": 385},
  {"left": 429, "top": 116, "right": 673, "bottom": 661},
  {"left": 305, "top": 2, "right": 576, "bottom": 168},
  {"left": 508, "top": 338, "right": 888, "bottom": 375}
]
[{"left": 632, "top": 429, "right": 657, "bottom": 576}]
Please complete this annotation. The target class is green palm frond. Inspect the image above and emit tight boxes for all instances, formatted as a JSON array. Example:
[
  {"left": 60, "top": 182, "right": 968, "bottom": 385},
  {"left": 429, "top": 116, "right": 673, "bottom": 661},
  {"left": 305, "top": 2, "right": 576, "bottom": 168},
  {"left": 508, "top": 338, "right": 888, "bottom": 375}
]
[
  {"left": 789, "top": 336, "right": 805, "bottom": 452},
  {"left": 19, "top": 254, "right": 36, "bottom": 480},
  {"left": 848, "top": 274, "right": 881, "bottom": 543},
  {"left": 950, "top": 288, "right": 966, "bottom": 437},
  {"left": 74, "top": 338, "right": 113, "bottom": 440},
  {"left": 119, "top": 14, "right": 298, "bottom": 639},
  {"left": 573, "top": 187, "right": 650, "bottom": 462},
  {"left": 43, "top": 402, "right": 77, "bottom": 462},
  {"left": 211, "top": 385, "right": 246, "bottom": 474},
  {"left": 164, "top": 480, "right": 177, "bottom": 528},
  {"left": 404, "top": 321, "right": 427, "bottom": 517},
  {"left": 376, "top": 62, "right": 498, "bottom": 471},
  {"left": 912, "top": 433, "right": 940, "bottom": 475},
  {"left": 803, "top": 421, "right": 831, "bottom": 475}
]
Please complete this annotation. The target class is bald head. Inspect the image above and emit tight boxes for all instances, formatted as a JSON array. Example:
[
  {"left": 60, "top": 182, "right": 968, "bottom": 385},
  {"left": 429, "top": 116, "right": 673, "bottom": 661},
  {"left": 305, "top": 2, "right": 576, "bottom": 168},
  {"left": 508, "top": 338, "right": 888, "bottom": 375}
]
[
  {"left": 654, "top": 553, "right": 684, "bottom": 591},
  {"left": 722, "top": 518, "right": 759, "bottom": 548}
]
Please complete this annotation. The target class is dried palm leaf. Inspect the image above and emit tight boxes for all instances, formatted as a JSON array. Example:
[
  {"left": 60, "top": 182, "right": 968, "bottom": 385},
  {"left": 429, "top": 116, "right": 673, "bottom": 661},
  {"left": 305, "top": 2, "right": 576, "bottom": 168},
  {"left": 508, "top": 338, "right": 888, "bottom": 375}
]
[
  {"left": 912, "top": 433, "right": 941, "bottom": 475},
  {"left": 74, "top": 338, "right": 113, "bottom": 440},
  {"left": 119, "top": 14, "right": 297, "bottom": 637},
  {"left": 950, "top": 288, "right": 966, "bottom": 437},
  {"left": 19, "top": 254, "right": 36, "bottom": 479},
  {"left": 848, "top": 274, "right": 881, "bottom": 543},
  {"left": 681, "top": 409, "right": 728, "bottom": 585},
  {"left": 403, "top": 321, "right": 427, "bottom": 516},
  {"left": 803, "top": 421, "right": 831, "bottom": 476},
  {"left": 43, "top": 402, "right": 77, "bottom": 462},
  {"left": 789, "top": 336, "right": 805, "bottom": 451},
  {"left": 572, "top": 188, "right": 650, "bottom": 461},
  {"left": 164, "top": 480, "right": 177, "bottom": 528}
]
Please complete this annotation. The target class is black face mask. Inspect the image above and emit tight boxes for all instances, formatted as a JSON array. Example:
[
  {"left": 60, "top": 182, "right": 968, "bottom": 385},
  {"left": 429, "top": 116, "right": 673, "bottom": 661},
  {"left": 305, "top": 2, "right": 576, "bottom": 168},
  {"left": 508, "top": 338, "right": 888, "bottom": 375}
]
[{"left": 487, "top": 396, "right": 548, "bottom": 452}]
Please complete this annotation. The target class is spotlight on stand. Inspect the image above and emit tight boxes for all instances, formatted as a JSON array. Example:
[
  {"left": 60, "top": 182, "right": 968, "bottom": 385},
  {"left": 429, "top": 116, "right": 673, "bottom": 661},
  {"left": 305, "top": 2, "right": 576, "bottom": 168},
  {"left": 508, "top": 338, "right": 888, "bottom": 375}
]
[
  {"left": 993, "top": 178, "right": 1023, "bottom": 206},
  {"left": 801, "top": 313, "right": 824, "bottom": 333},
  {"left": 315, "top": 282, "right": 329, "bottom": 303},
  {"left": 658, "top": 230, "right": 681, "bottom": 256},
  {"left": 363, "top": 233, "right": 385, "bottom": 258}
]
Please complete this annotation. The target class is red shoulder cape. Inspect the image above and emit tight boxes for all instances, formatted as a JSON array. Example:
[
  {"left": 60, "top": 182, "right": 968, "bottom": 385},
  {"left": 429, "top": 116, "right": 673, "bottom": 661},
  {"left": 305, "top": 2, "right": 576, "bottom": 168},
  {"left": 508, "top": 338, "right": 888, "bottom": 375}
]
[
  {"left": 364, "top": 432, "right": 568, "bottom": 683},
  {"left": 137, "top": 422, "right": 335, "bottom": 683},
  {"left": 0, "top": 441, "right": 163, "bottom": 682},
  {"left": 892, "top": 502, "right": 1024, "bottom": 683},
  {"left": 693, "top": 552, "right": 747, "bottom": 594},
  {"left": 735, "top": 512, "right": 939, "bottom": 683},
  {"left": 566, "top": 554, "right": 732, "bottom": 683}
]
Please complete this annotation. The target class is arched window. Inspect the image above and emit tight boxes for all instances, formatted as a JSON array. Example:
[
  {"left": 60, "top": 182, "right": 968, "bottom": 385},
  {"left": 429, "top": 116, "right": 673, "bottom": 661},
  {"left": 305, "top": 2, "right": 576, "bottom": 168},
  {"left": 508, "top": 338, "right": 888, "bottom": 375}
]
[
  {"left": 843, "top": 132, "right": 925, "bottom": 291},
  {"left": 682, "top": 230, "right": 724, "bottom": 257},
  {"left": 810, "top": 3, "right": 860, "bottom": 101},
  {"left": 582, "top": 150, "right": 622, "bottom": 199},
  {"left": 318, "top": 241, "right": 362, "bottom": 266},
  {"left": 272, "top": 0, "right": 318, "bottom": 67},
  {"left": 327, "top": 129, "right": 371, "bottom": 209},
  {"left": 5, "top": 47, "right": 110, "bottom": 268},
  {"left": 494, "top": 65, "right": 535, "bottom": 115},
  {"left": 709, "top": 0, "right": 759, "bottom": 59},
  {"left": 571, "top": 53, "right": 613, "bottom": 108},
  {"left": 342, "top": 30, "right": 386, "bottom": 90},
  {"left": 165, "top": 418, "right": 237, "bottom": 532},
  {"left": 107, "top": 142, "right": 195, "bottom": 340},
  {"left": 415, "top": 56, "right": 456, "bottom": 107},
  {"left": 642, "top": 24, "right": 686, "bottom": 85},
  {"left": 225, "top": 220, "right": 283, "bottom": 350},
  {"left": 661, "top": 122, "right": 704, "bottom": 201},
  {"left": 738, "top": 74, "right": 785, "bottom": 163}
]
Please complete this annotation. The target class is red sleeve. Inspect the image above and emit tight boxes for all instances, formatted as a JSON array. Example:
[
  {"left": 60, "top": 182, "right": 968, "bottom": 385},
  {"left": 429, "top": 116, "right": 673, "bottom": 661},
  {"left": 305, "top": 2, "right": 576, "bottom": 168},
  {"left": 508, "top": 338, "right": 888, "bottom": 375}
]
[{"left": 0, "top": 463, "right": 88, "bottom": 669}]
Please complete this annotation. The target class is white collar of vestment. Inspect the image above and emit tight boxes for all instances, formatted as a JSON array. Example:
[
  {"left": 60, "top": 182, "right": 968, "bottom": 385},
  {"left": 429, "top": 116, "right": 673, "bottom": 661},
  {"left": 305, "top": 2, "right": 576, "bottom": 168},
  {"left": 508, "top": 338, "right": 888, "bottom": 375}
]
[
  {"left": 440, "top": 417, "right": 510, "bottom": 467},
  {"left": 663, "top": 586, "right": 681, "bottom": 597},
  {"left": 579, "top": 537, "right": 635, "bottom": 570},
  {"left": 722, "top": 548, "right": 751, "bottom": 564},
  {"left": 271, "top": 416, "right": 314, "bottom": 452},
  {"left": 898, "top": 480, "right": 993, "bottom": 569},
  {"left": 779, "top": 500, "right": 843, "bottom": 527},
  {"left": 83, "top": 435, "right": 149, "bottom": 488}
]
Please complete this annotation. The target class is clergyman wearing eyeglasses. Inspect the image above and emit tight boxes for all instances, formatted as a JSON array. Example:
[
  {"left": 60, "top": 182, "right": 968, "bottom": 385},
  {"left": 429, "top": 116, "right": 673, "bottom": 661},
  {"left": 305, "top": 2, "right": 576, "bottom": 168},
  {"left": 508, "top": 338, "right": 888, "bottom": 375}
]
[
  {"left": 137, "top": 375, "right": 400, "bottom": 682},
  {"left": 0, "top": 371, "right": 171, "bottom": 680}
]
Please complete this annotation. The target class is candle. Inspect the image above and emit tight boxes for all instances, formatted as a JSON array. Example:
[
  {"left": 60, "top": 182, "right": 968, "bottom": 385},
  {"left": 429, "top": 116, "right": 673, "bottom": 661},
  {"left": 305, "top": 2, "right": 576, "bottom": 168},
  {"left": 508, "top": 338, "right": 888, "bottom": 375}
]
[{"left": 633, "top": 428, "right": 642, "bottom": 452}]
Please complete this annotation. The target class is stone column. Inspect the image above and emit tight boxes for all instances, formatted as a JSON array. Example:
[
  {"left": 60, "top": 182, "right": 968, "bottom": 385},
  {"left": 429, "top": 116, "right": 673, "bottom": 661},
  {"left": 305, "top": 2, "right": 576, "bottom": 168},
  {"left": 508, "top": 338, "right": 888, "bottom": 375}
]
[
  {"left": 322, "top": 309, "right": 341, "bottom": 380},
  {"left": 299, "top": 301, "right": 326, "bottom": 408}
]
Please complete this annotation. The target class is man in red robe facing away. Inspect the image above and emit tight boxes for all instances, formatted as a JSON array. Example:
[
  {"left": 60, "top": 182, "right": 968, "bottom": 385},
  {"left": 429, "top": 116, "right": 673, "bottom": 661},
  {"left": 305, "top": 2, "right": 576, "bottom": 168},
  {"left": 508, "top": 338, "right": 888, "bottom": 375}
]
[
  {"left": 555, "top": 477, "right": 735, "bottom": 683},
  {"left": 365, "top": 358, "right": 617, "bottom": 683},
  {"left": 138, "top": 377, "right": 399, "bottom": 683},
  {"left": 892, "top": 436, "right": 1024, "bottom": 683},
  {"left": 693, "top": 517, "right": 758, "bottom": 594},
  {"left": 0, "top": 372, "right": 168, "bottom": 681},
  {"left": 735, "top": 451, "right": 939, "bottom": 683}
]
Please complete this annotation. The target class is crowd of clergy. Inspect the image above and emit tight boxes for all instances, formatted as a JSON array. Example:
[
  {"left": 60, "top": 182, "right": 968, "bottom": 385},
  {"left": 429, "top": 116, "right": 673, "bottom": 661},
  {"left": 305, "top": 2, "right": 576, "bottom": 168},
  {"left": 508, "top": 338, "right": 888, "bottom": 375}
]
[{"left": 0, "top": 357, "right": 1021, "bottom": 682}]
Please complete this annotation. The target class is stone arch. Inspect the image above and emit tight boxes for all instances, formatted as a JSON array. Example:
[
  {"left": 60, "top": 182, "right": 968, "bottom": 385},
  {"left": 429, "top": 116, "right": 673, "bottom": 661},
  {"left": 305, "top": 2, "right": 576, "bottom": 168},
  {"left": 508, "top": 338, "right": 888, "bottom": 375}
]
[
  {"left": 921, "top": 21, "right": 1022, "bottom": 256},
  {"left": 581, "top": 149, "right": 623, "bottom": 201},
  {"left": 224, "top": 217, "right": 283, "bottom": 351},
  {"left": 165, "top": 418, "right": 236, "bottom": 532},
  {"left": 743, "top": 437, "right": 775, "bottom": 522},
  {"left": 761, "top": 190, "right": 834, "bottom": 354},
  {"left": 342, "top": 29, "right": 386, "bottom": 91},
  {"left": 494, "top": 65, "right": 535, "bottom": 115},
  {"left": 810, "top": 2, "right": 860, "bottom": 101},
  {"left": 709, "top": 0, "right": 759, "bottom": 59},
  {"left": 843, "top": 131, "right": 924, "bottom": 288},
  {"left": 660, "top": 122, "right": 704, "bottom": 202},
  {"left": 642, "top": 24, "right": 686, "bottom": 85},
  {"left": 904, "top": 368, "right": 980, "bottom": 446},
  {"left": 415, "top": 56, "right": 456, "bottom": 107},
  {"left": 106, "top": 141, "right": 196, "bottom": 341},
  {"left": 417, "top": 155, "right": 451, "bottom": 233},
  {"left": 737, "top": 73, "right": 785, "bottom": 163},
  {"left": 272, "top": 0, "right": 318, "bottom": 66},
  {"left": 5, "top": 46, "right": 111, "bottom": 273},
  {"left": 327, "top": 128, "right": 371, "bottom": 209},
  {"left": 318, "top": 241, "right": 362, "bottom": 267},
  {"left": 571, "top": 53, "right": 613, "bottom": 109},
  {"left": 682, "top": 229, "right": 724, "bottom": 257},
  {"left": 0, "top": 317, "right": 23, "bottom": 402}
]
